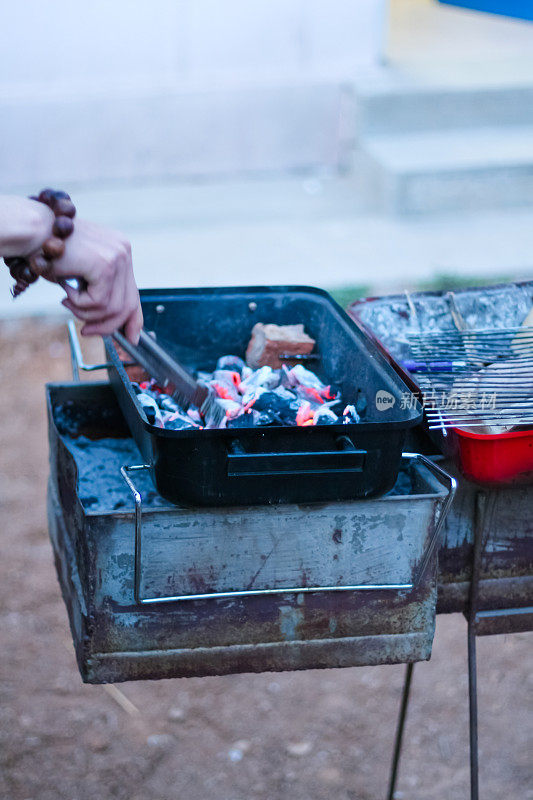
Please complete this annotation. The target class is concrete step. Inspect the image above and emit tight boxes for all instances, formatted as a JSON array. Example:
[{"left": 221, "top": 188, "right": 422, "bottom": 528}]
[
  {"left": 360, "top": 126, "right": 533, "bottom": 214},
  {"left": 0, "top": 80, "right": 353, "bottom": 191},
  {"left": 354, "top": 71, "right": 533, "bottom": 135}
]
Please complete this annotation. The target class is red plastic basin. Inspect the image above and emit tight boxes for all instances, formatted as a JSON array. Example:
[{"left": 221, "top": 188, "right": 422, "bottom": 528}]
[{"left": 456, "top": 426, "right": 533, "bottom": 485}]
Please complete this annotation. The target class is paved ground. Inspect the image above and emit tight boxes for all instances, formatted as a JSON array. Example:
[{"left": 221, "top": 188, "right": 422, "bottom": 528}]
[
  {"left": 2, "top": 176, "right": 533, "bottom": 320},
  {"left": 0, "top": 319, "right": 531, "bottom": 800}
]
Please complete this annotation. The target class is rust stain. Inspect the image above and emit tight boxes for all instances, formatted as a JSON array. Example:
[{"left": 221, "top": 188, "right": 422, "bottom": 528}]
[{"left": 332, "top": 529, "right": 343, "bottom": 544}]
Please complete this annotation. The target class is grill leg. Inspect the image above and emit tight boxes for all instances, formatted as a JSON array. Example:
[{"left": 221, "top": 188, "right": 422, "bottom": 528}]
[
  {"left": 387, "top": 661, "right": 414, "bottom": 800},
  {"left": 468, "top": 621, "right": 479, "bottom": 800},
  {"left": 467, "top": 491, "right": 497, "bottom": 800}
]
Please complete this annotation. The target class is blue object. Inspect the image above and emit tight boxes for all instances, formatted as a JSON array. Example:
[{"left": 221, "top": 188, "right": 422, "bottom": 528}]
[
  {"left": 403, "top": 359, "right": 468, "bottom": 373},
  {"left": 438, "top": 1, "right": 533, "bottom": 21}
]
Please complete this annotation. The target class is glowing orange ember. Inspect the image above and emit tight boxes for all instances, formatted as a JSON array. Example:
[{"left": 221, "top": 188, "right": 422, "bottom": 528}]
[
  {"left": 212, "top": 383, "right": 234, "bottom": 400},
  {"left": 296, "top": 401, "right": 313, "bottom": 426},
  {"left": 321, "top": 386, "right": 337, "bottom": 400}
]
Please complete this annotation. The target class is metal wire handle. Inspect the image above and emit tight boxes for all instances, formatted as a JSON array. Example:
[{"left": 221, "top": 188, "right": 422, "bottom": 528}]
[
  {"left": 67, "top": 320, "right": 113, "bottom": 381},
  {"left": 120, "top": 454, "right": 456, "bottom": 606}
]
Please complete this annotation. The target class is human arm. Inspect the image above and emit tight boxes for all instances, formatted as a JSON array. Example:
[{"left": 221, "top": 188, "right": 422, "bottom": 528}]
[{"left": 0, "top": 194, "right": 142, "bottom": 343}]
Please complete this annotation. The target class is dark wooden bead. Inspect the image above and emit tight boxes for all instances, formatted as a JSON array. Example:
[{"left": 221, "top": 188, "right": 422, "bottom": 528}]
[
  {"left": 18, "top": 263, "right": 38, "bottom": 284},
  {"left": 42, "top": 236, "right": 65, "bottom": 260},
  {"left": 12, "top": 279, "right": 30, "bottom": 297},
  {"left": 52, "top": 190, "right": 71, "bottom": 201},
  {"left": 9, "top": 258, "right": 37, "bottom": 286},
  {"left": 8, "top": 258, "right": 26, "bottom": 279},
  {"left": 7, "top": 256, "right": 28, "bottom": 274},
  {"left": 52, "top": 197, "right": 76, "bottom": 218},
  {"left": 29, "top": 252, "right": 51, "bottom": 276},
  {"left": 52, "top": 215, "right": 75, "bottom": 239},
  {"left": 38, "top": 188, "right": 56, "bottom": 206}
]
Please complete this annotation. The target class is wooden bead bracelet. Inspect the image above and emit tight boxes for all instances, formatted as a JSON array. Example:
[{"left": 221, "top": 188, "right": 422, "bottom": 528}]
[{"left": 4, "top": 189, "right": 76, "bottom": 297}]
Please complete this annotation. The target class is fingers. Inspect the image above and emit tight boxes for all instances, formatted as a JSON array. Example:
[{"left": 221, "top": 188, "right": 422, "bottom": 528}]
[
  {"left": 55, "top": 219, "right": 142, "bottom": 340},
  {"left": 62, "top": 282, "right": 98, "bottom": 309},
  {"left": 68, "top": 281, "right": 142, "bottom": 341},
  {"left": 123, "top": 295, "right": 143, "bottom": 346}
]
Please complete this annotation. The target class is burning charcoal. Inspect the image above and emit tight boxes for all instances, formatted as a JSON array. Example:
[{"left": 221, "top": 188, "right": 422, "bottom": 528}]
[
  {"left": 164, "top": 414, "right": 199, "bottom": 431},
  {"left": 286, "top": 364, "right": 325, "bottom": 390},
  {"left": 246, "top": 323, "right": 315, "bottom": 369},
  {"left": 295, "top": 385, "right": 326, "bottom": 405},
  {"left": 313, "top": 406, "right": 339, "bottom": 425},
  {"left": 213, "top": 369, "right": 241, "bottom": 388},
  {"left": 249, "top": 390, "right": 304, "bottom": 426},
  {"left": 145, "top": 348, "right": 347, "bottom": 432},
  {"left": 156, "top": 394, "right": 180, "bottom": 413},
  {"left": 296, "top": 401, "right": 314, "bottom": 426},
  {"left": 255, "top": 410, "right": 281, "bottom": 426},
  {"left": 137, "top": 393, "right": 164, "bottom": 427},
  {"left": 187, "top": 408, "right": 203, "bottom": 424},
  {"left": 278, "top": 402, "right": 300, "bottom": 426},
  {"left": 209, "top": 378, "right": 240, "bottom": 402},
  {"left": 326, "top": 400, "right": 344, "bottom": 416},
  {"left": 216, "top": 355, "right": 246, "bottom": 374},
  {"left": 227, "top": 410, "right": 260, "bottom": 428},
  {"left": 343, "top": 405, "right": 360, "bottom": 424},
  {"left": 273, "top": 385, "right": 297, "bottom": 401},
  {"left": 241, "top": 385, "right": 268, "bottom": 407},
  {"left": 321, "top": 384, "right": 341, "bottom": 402},
  {"left": 251, "top": 391, "right": 289, "bottom": 414},
  {"left": 215, "top": 399, "right": 242, "bottom": 419},
  {"left": 240, "top": 365, "right": 280, "bottom": 392}
]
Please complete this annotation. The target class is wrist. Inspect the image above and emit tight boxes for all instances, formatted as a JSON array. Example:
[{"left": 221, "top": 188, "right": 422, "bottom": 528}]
[
  {"left": 22, "top": 199, "right": 55, "bottom": 257},
  {"left": 1, "top": 197, "right": 55, "bottom": 258},
  {"left": 5, "top": 189, "right": 77, "bottom": 298}
]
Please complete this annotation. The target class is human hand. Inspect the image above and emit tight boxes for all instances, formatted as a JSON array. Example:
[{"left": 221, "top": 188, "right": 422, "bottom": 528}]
[{"left": 52, "top": 219, "right": 143, "bottom": 344}]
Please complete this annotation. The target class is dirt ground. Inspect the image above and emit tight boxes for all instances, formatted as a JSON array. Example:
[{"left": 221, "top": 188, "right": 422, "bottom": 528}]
[{"left": 0, "top": 319, "right": 531, "bottom": 800}]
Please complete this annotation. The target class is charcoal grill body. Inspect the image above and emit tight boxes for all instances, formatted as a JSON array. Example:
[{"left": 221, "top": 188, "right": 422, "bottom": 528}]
[
  {"left": 48, "top": 382, "right": 445, "bottom": 684},
  {"left": 105, "top": 286, "right": 422, "bottom": 506},
  {"left": 48, "top": 383, "right": 531, "bottom": 684}
]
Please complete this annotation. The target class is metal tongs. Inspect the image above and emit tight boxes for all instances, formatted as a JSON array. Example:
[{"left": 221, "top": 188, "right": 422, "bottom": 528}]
[{"left": 113, "top": 330, "right": 225, "bottom": 427}]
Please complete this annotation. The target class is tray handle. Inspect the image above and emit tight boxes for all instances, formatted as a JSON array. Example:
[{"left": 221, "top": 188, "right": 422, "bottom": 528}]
[
  {"left": 67, "top": 320, "right": 113, "bottom": 381},
  {"left": 227, "top": 436, "right": 366, "bottom": 477},
  {"left": 120, "top": 454, "right": 456, "bottom": 606},
  {"left": 403, "top": 452, "right": 457, "bottom": 585}
]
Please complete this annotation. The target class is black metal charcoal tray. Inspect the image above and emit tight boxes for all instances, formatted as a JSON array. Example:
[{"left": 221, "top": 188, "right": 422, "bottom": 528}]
[{"left": 105, "top": 286, "right": 422, "bottom": 506}]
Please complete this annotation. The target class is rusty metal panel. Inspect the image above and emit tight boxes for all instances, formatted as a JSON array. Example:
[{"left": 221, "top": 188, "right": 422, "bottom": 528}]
[
  {"left": 48, "top": 479, "right": 439, "bottom": 682},
  {"left": 90, "top": 499, "right": 439, "bottom": 604},
  {"left": 437, "top": 460, "right": 533, "bottom": 620}
]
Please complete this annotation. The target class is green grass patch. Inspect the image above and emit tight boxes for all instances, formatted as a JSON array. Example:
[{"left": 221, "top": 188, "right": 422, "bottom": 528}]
[
  {"left": 327, "top": 285, "right": 371, "bottom": 310},
  {"left": 414, "top": 272, "right": 520, "bottom": 293}
]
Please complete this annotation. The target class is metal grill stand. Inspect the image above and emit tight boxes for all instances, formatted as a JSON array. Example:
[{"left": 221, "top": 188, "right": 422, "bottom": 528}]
[
  {"left": 56, "top": 322, "right": 532, "bottom": 798},
  {"left": 387, "top": 488, "right": 532, "bottom": 800}
]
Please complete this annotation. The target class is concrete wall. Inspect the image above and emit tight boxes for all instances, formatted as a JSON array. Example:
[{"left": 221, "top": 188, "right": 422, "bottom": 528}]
[{"left": 0, "top": 0, "right": 386, "bottom": 190}]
